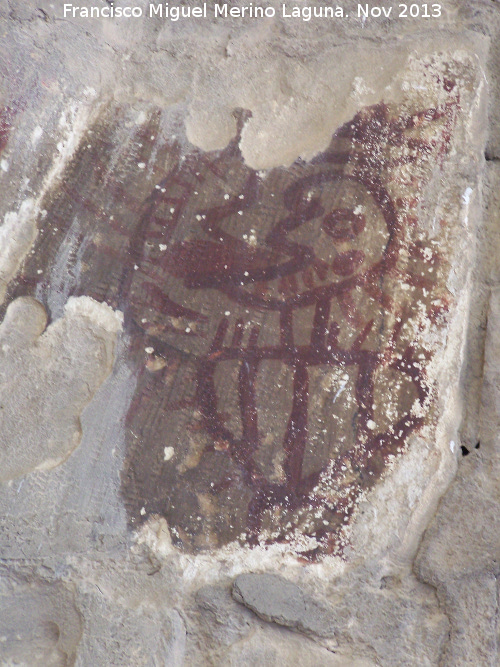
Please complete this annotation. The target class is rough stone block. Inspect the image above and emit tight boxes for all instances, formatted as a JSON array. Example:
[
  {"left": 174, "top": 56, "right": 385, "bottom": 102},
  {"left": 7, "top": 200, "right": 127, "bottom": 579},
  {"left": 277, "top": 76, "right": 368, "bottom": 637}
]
[{"left": 232, "top": 572, "right": 335, "bottom": 638}]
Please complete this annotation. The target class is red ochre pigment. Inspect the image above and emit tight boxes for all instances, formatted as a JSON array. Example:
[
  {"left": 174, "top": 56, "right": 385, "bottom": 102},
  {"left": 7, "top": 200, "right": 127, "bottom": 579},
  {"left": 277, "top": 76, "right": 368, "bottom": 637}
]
[{"left": 9, "top": 89, "right": 458, "bottom": 559}]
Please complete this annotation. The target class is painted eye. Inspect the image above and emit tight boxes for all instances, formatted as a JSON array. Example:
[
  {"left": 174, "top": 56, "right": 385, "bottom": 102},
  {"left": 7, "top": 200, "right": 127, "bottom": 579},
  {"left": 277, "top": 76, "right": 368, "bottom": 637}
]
[
  {"left": 331, "top": 250, "right": 365, "bottom": 276},
  {"left": 322, "top": 208, "right": 365, "bottom": 240}
]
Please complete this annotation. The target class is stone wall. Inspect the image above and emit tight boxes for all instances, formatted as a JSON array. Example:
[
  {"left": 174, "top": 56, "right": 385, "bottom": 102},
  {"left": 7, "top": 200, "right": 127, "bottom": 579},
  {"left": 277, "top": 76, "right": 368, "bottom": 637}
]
[{"left": 0, "top": 1, "right": 499, "bottom": 664}]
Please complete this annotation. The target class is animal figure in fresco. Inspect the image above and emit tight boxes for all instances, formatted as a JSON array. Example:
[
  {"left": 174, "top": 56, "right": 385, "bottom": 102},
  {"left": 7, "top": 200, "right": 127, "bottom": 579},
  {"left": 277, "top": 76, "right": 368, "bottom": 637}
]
[
  {"left": 121, "top": 98, "right": 456, "bottom": 557},
  {"left": 4, "top": 80, "right": 459, "bottom": 558}
]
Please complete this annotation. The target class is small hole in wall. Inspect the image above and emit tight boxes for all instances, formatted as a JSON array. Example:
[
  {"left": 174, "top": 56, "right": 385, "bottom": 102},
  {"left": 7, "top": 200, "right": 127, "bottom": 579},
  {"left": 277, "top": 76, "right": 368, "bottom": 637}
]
[
  {"left": 475, "top": 442, "right": 480, "bottom": 450},
  {"left": 461, "top": 445, "right": 470, "bottom": 457}
]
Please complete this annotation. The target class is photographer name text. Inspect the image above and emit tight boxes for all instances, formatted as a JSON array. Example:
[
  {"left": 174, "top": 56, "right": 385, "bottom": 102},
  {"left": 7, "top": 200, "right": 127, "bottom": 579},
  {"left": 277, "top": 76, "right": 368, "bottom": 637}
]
[{"left": 62, "top": 3, "right": 443, "bottom": 21}]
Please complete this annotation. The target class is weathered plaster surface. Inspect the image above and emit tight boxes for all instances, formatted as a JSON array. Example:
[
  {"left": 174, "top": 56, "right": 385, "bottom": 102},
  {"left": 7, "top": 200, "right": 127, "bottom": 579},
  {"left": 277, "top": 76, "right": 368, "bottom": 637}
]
[{"left": 0, "top": 296, "right": 122, "bottom": 481}]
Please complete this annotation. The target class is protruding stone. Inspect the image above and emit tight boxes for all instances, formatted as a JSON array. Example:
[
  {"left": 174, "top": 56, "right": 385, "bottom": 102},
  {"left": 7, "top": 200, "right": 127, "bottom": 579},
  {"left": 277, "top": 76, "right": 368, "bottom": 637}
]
[{"left": 232, "top": 573, "right": 335, "bottom": 639}]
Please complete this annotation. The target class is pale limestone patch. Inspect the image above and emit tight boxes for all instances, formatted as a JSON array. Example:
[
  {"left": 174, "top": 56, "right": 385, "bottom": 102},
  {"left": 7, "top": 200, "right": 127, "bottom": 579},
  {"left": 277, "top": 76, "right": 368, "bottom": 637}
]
[
  {"left": 0, "top": 200, "right": 39, "bottom": 304},
  {"left": 186, "top": 44, "right": 480, "bottom": 169},
  {"left": 0, "top": 296, "right": 122, "bottom": 482}
]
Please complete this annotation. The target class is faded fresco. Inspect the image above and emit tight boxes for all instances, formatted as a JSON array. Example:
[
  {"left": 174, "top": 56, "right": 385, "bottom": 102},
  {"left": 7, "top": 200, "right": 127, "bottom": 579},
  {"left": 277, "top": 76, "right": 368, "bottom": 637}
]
[{"left": 7, "top": 75, "right": 459, "bottom": 559}]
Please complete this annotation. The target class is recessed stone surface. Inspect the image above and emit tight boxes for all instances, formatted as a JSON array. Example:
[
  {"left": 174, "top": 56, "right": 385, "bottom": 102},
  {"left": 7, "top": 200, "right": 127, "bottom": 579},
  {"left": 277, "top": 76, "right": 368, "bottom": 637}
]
[
  {"left": 0, "top": 1, "right": 499, "bottom": 664},
  {"left": 3, "top": 52, "right": 481, "bottom": 560}
]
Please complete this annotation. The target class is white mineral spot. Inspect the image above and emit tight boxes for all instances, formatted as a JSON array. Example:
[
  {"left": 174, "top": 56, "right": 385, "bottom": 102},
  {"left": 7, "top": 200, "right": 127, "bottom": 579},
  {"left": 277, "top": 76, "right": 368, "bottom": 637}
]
[
  {"left": 36, "top": 269, "right": 43, "bottom": 275},
  {"left": 159, "top": 244, "right": 167, "bottom": 251},
  {"left": 367, "top": 420, "right": 377, "bottom": 430},
  {"left": 31, "top": 125, "right": 43, "bottom": 145},
  {"left": 352, "top": 76, "right": 373, "bottom": 96},
  {"left": 450, "top": 440, "right": 456, "bottom": 453},
  {"left": 224, "top": 193, "right": 230, "bottom": 200},
  {"left": 137, "top": 162, "right": 146, "bottom": 169},
  {"left": 164, "top": 446, "right": 175, "bottom": 461},
  {"left": 0, "top": 159, "right": 9, "bottom": 172},
  {"left": 170, "top": 207, "right": 175, "bottom": 213},
  {"left": 423, "top": 247, "right": 432, "bottom": 261},
  {"left": 225, "top": 310, "right": 231, "bottom": 316},
  {"left": 141, "top": 318, "right": 147, "bottom": 323},
  {"left": 134, "top": 264, "right": 139, "bottom": 270},
  {"left": 145, "top": 347, "right": 154, "bottom": 354},
  {"left": 140, "top": 507, "right": 146, "bottom": 515},
  {"left": 462, "top": 187, "right": 473, "bottom": 205}
]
